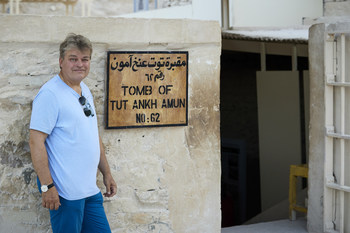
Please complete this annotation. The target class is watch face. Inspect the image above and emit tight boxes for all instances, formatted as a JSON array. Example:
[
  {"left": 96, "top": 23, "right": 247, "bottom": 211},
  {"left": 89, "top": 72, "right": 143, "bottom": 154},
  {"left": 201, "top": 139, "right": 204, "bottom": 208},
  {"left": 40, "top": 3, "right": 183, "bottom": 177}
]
[{"left": 41, "top": 185, "right": 48, "bottom": 193}]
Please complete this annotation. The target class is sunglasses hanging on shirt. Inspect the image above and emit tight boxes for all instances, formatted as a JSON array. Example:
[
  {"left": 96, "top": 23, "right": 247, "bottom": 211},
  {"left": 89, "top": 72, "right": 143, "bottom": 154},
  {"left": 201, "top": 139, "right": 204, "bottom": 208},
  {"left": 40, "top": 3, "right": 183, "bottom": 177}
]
[{"left": 79, "top": 96, "right": 95, "bottom": 117}]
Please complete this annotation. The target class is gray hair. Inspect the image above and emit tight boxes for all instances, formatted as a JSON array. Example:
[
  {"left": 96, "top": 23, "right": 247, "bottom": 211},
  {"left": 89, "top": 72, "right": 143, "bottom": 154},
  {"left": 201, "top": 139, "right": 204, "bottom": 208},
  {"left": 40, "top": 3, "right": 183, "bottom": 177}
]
[{"left": 59, "top": 33, "right": 93, "bottom": 59}]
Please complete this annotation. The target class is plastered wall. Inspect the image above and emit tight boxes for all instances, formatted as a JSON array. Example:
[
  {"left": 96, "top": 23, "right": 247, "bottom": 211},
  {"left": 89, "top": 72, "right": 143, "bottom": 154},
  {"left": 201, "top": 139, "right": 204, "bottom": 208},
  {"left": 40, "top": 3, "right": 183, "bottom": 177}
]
[
  {"left": 0, "top": 15, "right": 221, "bottom": 233},
  {"left": 230, "top": 0, "right": 322, "bottom": 27}
]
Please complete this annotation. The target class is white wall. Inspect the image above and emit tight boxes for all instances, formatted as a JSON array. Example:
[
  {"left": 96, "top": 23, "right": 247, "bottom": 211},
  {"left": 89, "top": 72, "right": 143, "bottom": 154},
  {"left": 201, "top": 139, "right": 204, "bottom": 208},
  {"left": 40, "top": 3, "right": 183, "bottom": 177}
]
[
  {"left": 121, "top": 0, "right": 221, "bottom": 24},
  {"left": 230, "top": 0, "right": 323, "bottom": 28},
  {"left": 257, "top": 71, "right": 302, "bottom": 211},
  {"left": 124, "top": 0, "right": 321, "bottom": 28}
]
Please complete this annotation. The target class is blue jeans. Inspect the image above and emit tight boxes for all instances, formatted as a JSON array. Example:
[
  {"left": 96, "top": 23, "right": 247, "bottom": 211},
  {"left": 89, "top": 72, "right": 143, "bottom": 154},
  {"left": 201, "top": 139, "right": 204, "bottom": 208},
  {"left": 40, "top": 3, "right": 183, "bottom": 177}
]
[{"left": 49, "top": 192, "right": 111, "bottom": 233}]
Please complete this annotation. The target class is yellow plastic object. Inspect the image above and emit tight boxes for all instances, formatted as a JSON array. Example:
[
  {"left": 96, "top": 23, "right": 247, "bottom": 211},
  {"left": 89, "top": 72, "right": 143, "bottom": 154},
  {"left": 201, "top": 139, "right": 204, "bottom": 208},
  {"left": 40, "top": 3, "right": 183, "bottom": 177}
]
[{"left": 289, "top": 164, "right": 308, "bottom": 220}]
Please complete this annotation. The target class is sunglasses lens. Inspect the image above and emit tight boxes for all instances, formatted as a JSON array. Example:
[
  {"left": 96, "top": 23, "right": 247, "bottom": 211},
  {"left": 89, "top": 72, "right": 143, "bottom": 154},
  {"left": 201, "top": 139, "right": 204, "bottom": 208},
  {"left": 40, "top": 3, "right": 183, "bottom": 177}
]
[
  {"left": 79, "top": 96, "right": 86, "bottom": 105},
  {"left": 84, "top": 108, "right": 91, "bottom": 117}
]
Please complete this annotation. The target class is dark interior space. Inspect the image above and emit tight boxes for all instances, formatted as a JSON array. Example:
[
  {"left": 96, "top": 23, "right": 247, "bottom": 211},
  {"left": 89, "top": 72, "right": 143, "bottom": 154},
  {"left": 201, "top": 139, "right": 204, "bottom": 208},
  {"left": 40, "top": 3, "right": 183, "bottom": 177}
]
[
  {"left": 220, "top": 50, "right": 309, "bottom": 227},
  {"left": 220, "top": 50, "right": 261, "bottom": 227}
]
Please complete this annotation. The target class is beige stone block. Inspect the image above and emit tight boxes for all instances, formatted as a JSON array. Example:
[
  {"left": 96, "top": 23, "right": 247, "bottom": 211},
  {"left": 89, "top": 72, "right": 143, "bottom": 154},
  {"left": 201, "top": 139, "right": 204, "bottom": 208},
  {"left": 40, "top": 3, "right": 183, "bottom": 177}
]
[
  {"left": 325, "top": 2, "right": 350, "bottom": 17},
  {"left": 0, "top": 15, "right": 221, "bottom": 45}
]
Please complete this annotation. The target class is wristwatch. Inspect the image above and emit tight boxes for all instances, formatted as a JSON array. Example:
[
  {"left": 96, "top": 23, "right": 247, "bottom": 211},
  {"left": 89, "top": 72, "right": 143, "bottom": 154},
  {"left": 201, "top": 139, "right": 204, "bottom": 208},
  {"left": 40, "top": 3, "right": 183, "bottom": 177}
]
[{"left": 41, "top": 183, "right": 54, "bottom": 193}]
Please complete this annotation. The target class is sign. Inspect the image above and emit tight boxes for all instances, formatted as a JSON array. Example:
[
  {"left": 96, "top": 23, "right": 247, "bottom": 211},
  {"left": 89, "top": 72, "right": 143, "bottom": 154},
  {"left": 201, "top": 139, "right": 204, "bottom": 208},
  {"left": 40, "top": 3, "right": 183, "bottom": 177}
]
[{"left": 106, "top": 51, "right": 188, "bottom": 129}]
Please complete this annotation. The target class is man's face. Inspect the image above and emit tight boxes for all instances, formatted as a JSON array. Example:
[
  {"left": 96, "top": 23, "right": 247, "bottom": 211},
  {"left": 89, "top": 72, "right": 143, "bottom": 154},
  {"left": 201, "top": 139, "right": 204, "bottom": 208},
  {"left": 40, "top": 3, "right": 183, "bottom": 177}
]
[{"left": 59, "top": 48, "right": 91, "bottom": 83}]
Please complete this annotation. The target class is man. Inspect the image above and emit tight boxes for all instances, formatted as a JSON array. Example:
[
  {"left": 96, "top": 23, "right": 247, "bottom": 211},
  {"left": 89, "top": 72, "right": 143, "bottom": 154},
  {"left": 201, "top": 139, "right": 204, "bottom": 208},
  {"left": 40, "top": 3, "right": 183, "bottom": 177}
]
[{"left": 29, "top": 33, "right": 117, "bottom": 233}]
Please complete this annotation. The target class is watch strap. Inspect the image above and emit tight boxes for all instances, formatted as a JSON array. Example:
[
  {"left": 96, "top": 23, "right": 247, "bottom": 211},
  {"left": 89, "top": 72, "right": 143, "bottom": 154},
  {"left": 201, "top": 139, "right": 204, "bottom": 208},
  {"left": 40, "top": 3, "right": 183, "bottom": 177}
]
[{"left": 47, "top": 183, "right": 54, "bottom": 190}]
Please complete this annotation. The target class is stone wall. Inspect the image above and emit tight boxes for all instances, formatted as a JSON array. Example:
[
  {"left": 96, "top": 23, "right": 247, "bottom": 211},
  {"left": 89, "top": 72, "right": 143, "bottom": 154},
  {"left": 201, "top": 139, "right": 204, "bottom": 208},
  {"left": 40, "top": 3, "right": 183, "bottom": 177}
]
[
  {"left": 307, "top": 18, "right": 350, "bottom": 233},
  {"left": 324, "top": 1, "right": 350, "bottom": 17},
  {"left": 0, "top": 15, "right": 221, "bottom": 233},
  {"left": 8, "top": 0, "right": 192, "bottom": 17}
]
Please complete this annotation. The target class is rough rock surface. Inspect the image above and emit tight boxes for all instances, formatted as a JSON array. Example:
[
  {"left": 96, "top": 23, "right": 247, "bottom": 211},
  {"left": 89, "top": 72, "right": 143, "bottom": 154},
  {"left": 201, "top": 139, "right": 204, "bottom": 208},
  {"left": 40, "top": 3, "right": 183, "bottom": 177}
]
[{"left": 0, "top": 15, "right": 221, "bottom": 233}]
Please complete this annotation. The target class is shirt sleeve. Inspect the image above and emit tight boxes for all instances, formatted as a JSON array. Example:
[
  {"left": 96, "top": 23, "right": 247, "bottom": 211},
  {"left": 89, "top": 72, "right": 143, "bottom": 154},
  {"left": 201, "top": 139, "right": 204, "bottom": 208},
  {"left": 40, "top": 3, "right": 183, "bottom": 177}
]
[{"left": 29, "top": 89, "right": 59, "bottom": 135}]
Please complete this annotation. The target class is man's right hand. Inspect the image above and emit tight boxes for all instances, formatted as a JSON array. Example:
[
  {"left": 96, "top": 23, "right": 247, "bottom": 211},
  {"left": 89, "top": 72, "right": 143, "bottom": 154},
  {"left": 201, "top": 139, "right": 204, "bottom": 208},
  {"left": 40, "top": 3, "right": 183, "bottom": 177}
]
[{"left": 42, "top": 187, "right": 61, "bottom": 210}]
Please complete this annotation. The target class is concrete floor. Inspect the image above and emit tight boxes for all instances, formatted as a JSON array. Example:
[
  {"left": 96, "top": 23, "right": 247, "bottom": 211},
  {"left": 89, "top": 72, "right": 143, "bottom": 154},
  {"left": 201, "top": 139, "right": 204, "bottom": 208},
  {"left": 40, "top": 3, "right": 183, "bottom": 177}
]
[{"left": 221, "top": 218, "right": 307, "bottom": 233}]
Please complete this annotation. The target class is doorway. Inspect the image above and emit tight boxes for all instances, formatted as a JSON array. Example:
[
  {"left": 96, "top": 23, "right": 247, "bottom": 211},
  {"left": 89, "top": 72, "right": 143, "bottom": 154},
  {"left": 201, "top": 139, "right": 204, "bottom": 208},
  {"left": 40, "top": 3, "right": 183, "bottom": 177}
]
[
  {"left": 220, "top": 51, "right": 261, "bottom": 227},
  {"left": 220, "top": 50, "right": 309, "bottom": 227}
]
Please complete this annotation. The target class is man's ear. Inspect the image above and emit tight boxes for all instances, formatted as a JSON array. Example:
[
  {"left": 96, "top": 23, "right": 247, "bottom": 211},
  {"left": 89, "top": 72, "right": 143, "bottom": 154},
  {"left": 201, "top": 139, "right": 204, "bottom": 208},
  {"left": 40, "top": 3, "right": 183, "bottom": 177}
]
[{"left": 59, "top": 58, "right": 63, "bottom": 69}]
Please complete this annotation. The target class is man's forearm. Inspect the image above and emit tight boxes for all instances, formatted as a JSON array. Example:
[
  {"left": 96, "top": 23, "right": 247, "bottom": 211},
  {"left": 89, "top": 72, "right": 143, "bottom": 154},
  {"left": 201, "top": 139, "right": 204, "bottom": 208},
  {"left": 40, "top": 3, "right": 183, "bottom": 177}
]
[
  {"left": 98, "top": 136, "right": 112, "bottom": 176},
  {"left": 29, "top": 129, "right": 60, "bottom": 210},
  {"left": 29, "top": 130, "right": 53, "bottom": 185},
  {"left": 98, "top": 136, "right": 117, "bottom": 197}
]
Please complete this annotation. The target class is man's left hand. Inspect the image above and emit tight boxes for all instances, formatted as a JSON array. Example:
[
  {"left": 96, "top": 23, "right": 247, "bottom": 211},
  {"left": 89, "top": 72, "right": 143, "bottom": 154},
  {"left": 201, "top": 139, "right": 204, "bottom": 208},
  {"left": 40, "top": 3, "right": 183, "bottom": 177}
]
[{"left": 103, "top": 173, "right": 117, "bottom": 198}]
